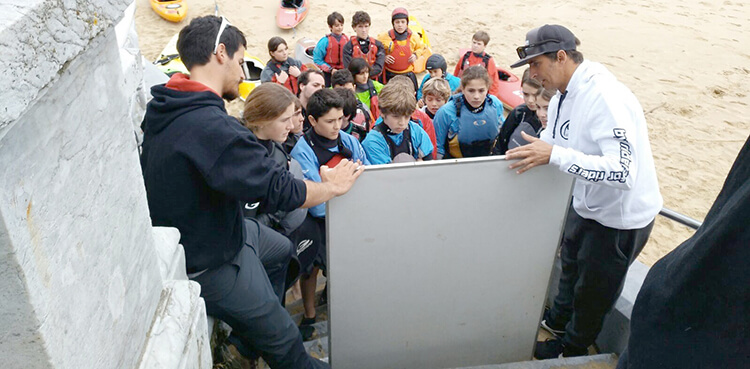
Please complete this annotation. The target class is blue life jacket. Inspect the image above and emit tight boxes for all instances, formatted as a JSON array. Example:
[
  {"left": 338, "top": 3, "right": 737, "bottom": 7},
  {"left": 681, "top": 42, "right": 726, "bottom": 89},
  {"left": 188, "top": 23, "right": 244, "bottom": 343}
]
[{"left": 446, "top": 93, "right": 502, "bottom": 158}]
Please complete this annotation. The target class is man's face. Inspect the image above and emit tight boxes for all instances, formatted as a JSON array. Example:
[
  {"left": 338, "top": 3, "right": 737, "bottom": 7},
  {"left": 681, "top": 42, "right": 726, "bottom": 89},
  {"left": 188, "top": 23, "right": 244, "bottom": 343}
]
[
  {"left": 393, "top": 19, "right": 408, "bottom": 34},
  {"left": 270, "top": 43, "right": 288, "bottom": 63},
  {"left": 311, "top": 108, "right": 344, "bottom": 140},
  {"left": 521, "top": 83, "right": 541, "bottom": 111},
  {"left": 354, "top": 70, "right": 370, "bottom": 85},
  {"left": 292, "top": 108, "right": 304, "bottom": 134},
  {"left": 471, "top": 39, "right": 486, "bottom": 54},
  {"left": 353, "top": 23, "right": 370, "bottom": 39},
  {"left": 300, "top": 73, "right": 325, "bottom": 100},
  {"left": 383, "top": 113, "right": 410, "bottom": 134},
  {"left": 330, "top": 20, "right": 344, "bottom": 35},
  {"left": 463, "top": 79, "right": 489, "bottom": 108},
  {"left": 222, "top": 46, "right": 246, "bottom": 101},
  {"left": 424, "top": 94, "right": 446, "bottom": 115},
  {"left": 528, "top": 53, "right": 563, "bottom": 91},
  {"left": 428, "top": 69, "right": 443, "bottom": 79}
]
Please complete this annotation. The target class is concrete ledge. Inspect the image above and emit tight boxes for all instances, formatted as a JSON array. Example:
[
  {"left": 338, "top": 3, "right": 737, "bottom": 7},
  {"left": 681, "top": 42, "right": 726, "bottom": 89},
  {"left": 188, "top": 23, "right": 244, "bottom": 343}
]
[
  {"left": 452, "top": 353, "right": 617, "bottom": 369},
  {"left": 138, "top": 280, "right": 212, "bottom": 369},
  {"left": 0, "top": 0, "right": 133, "bottom": 135},
  {"left": 153, "top": 227, "right": 188, "bottom": 282}
]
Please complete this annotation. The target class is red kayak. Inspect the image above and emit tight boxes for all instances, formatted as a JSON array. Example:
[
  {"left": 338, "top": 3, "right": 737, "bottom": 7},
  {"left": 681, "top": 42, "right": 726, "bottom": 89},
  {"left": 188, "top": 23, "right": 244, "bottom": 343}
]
[
  {"left": 277, "top": 0, "right": 309, "bottom": 30},
  {"left": 458, "top": 48, "right": 523, "bottom": 111}
]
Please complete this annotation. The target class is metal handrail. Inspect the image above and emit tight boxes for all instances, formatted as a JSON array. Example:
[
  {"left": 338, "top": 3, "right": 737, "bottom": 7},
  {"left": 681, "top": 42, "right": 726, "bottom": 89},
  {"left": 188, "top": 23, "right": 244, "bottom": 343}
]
[{"left": 659, "top": 207, "right": 702, "bottom": 230}]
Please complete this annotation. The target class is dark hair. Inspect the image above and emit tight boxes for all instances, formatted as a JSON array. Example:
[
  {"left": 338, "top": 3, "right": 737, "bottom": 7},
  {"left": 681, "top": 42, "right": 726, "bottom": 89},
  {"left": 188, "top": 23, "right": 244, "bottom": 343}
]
[
  {"left": 331, "top": 69, "right": 354, "bottom": 87},
  {"left": 351, "top": 11, "right": 371, "bottom": 27},
  {"left": 461, "top": 65, "right": 491, "bottom": 88},
  {"left": 539, "top": 88, "right": 556, "bottom": 102},
  {"left": 298, "top": 69, "right": 324, "bottom": 87},
  {"left": 472, "top": 30, "right": 490, "bottom": 46},
  {"left": 327, "top": 12, "right": 344, "bottom": 27},
  {"left": 544, "top": 49, "right": 584, "bottom": 64},
  {"left": 333, "top": 87, "right": 359, "bottom": 120},
  {"left": 267, "top": 36, "right": 287, "bottom": 53},
  {"left": 177, "top": 16, "right": 247, "bottom": 70},
  {"left": 307, "top": 88, "right": 345, "bottom": 120},
  {"left": 521, "top": 68, "right": 542, "bottom": 90},
  {"left": 348, "top": 57, "right": 370, "bottom": 76}
]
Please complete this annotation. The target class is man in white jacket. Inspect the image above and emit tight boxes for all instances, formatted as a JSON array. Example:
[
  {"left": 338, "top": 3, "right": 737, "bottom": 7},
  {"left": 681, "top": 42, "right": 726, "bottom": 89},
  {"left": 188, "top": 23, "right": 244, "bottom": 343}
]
[{"left": 506, "top": 25, "right": 663, "bottom": 359}]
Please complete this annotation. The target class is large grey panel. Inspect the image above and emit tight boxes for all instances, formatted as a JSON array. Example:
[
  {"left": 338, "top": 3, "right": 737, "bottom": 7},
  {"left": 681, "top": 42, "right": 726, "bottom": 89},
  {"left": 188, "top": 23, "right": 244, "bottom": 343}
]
[{"left": 327, "top": 157, "right": 574, "bottom": 369}]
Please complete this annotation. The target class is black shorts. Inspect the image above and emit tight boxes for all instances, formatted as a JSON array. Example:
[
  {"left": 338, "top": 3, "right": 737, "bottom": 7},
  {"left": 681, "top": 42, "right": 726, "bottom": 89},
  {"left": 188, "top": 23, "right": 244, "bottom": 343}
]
[{"left": 289, "top": 214, "right": 327, "bottom": 276}]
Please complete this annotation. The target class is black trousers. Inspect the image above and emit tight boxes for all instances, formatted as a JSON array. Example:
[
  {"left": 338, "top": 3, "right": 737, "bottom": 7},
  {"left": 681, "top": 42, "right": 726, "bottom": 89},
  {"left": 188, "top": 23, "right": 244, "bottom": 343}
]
[
  {"left": 193, "top": 219, "right": 329, "bottom": 369},
  {"left": 548, "top": 206, "right": 654, "bottom": 350}
]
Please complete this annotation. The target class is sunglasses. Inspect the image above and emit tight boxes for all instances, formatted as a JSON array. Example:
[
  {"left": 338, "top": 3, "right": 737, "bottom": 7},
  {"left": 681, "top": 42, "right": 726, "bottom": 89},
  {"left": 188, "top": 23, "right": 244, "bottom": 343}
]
[
  {"left": 213, "top": 16, "right": 231, "bottom": 55},
  {"left": 516, "top": 39, "right": 561, "bottom": 59}
]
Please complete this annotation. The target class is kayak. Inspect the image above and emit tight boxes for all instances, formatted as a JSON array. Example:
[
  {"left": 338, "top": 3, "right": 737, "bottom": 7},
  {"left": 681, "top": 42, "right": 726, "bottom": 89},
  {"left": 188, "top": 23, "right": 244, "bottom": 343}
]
[
  {"left": 408, "top": 15, "right": 432, "bottom": 74},
  {"left": 150, "top": 0, "right": 187, "bottom": 23},
  {"left": 457, "top": 48, "right": 523, "bottom": 110},
  {"left": 154, "top": 33, "right": 264, "bottom": 100},
  {"left": 294, "top": 37, "right": 317, "bottom": 67},
  {"left": 277, "top": 0, "right": 309, "bottom": 30}
]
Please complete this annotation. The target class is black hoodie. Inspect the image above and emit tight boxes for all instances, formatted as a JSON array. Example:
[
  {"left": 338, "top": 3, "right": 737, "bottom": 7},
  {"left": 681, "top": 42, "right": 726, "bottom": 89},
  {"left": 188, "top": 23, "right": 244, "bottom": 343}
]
[{"left": 140, "top": 80, "right": 306, "bottom": 273}]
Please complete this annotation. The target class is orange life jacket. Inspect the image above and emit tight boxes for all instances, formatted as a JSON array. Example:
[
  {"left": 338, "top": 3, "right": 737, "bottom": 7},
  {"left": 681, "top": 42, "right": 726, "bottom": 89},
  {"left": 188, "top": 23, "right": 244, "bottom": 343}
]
[
  {"left": 267, "top": 60, "right": 300, "bottom": 95},
  {"left": 324, "top": 33, "right": 346, "bottom": 70},
  {"left": 350, "top": 36, "right": 379, "bottom": 67},
  {"left": 386, "top": 29, "right": 413, "bottom": 73}
]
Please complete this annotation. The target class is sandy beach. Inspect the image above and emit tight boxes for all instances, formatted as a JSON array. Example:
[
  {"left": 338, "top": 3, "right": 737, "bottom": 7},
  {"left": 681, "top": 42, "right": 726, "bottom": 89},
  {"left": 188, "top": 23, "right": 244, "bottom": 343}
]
[{"left": 134, "top": 0, "right": 750, "bottom": 266}]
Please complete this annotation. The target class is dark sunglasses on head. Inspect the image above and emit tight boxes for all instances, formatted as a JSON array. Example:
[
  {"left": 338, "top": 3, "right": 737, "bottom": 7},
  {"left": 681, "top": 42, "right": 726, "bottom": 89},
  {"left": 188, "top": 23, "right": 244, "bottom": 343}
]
[{"left": 516, "top": 39, "right": 561, "bottom": 59}]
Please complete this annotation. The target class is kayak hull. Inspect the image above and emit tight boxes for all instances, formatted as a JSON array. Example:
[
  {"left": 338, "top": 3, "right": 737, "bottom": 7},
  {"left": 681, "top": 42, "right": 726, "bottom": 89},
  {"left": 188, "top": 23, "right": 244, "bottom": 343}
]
[
  {"left": 277, "top": 0, "right": 310, "bottom": 29},
  {"left": 150, "top": 0, "right": 187, "bottom": 23}
]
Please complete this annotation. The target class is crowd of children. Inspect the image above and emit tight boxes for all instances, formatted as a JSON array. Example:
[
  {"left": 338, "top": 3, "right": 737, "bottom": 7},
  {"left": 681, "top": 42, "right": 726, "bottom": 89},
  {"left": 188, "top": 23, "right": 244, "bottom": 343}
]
[{"left": 253, "top": 6, "right": 560, "bottom": 341}]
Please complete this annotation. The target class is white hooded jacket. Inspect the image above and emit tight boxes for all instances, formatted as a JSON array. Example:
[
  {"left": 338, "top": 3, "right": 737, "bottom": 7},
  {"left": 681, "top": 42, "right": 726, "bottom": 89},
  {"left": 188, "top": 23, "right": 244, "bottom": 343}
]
[{"left": 542, "top": 60, "right": 663, "bottom": 229}]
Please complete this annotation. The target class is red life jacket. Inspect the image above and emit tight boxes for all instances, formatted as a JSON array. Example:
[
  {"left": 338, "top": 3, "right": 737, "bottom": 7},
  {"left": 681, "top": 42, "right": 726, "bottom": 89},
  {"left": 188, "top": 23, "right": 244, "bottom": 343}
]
[
  {"left": 456, "top": 51, "right": 491, "bottom": 77},
  {"left": 324, "top": 33, "right": 346, "bottom": 70},
  {"left": 366, "top": 80, "right": 381, "bottom": 120},
  {"left": 386, "top": 29, "right": 413, "bottom": 73},
  {"left": 350, "top": 36, "right": 379, "bottom": 67},
  {"left": 267, "top": 60, "right": 300, "bottom": 95}
]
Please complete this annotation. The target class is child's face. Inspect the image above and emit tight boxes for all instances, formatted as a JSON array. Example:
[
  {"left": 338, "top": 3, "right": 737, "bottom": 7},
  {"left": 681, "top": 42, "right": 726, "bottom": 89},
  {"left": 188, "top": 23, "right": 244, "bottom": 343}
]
[
  {"left": 522, "top": 83, "right": 541, "bottom": 111},
  {"left": 353, "top": 23, "right": 370, "bottom": 39},
  {"left": 424, "top": 94, "right": 446, "bottom": 115},
  {"left": 330, "top": 20, "right": 344, "bottom": 35},
  {"left": 354, "top": 69, "right": 370, "bottom": 85},
  {"left": 536, "top": 97, "right": 551, "bottom": 128},
  {"left": 428, "top": 69, "right": 443, "bottom": 79},
  {"left": 463, "top": 79, "right": 489, "bottom": 108},
  {"left": 257, "top": 103, "right": 295, "bottom": 143},
  {"left": 270, "top": 43, "right": 288, "bottom": 62},
  {"left": 471, "top": 38, "right": 486, "bottom": 54},
  {"left": 311, "top": 108, "right": 344, "bottom": 140},
  {"left": 292, "top": 108, "right": 304, "bottom": 134},
  {"left": 383, "top": 113, "right": 410, "bottom": 134},
  {"left": 393, "top": 19, "right": 408, "bottom": 34}
]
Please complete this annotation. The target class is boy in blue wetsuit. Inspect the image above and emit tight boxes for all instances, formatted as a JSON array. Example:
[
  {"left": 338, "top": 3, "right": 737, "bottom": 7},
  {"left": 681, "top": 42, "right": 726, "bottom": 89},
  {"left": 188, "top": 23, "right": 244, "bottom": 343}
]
[
  {"left": 361, "top": 82, "right": 434, "bottom": 164},
  {"left": 433, "top": 65, "right": 505, "bottom": 158},
  {"left": 290, "top": 88, "right": 369, "bottom": 339},
  {"left": 417, "top": 54, "right": 460, "bottom": 101},
  {"left": 313, "top": 12, "right": 347, "bottom": 87}
]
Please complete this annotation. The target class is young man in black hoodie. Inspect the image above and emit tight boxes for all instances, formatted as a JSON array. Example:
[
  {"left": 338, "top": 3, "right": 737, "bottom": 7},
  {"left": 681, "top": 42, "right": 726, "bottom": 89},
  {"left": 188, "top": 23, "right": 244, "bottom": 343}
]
[{"left": 140, "top": 15, "right": 361, "bottom": 369}]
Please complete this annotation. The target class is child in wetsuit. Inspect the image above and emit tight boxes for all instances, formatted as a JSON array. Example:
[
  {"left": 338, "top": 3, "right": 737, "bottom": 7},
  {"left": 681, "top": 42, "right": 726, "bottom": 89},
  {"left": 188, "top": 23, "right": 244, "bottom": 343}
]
[
  {"left": 491, "top": 68, "right": 543, "bottom": 155},
  {"left": 377, "top": 7, "right": 426, "bottom": 92},
  {"left": 261, "top": 36, "right": 307, "bottom": 95},
  {"left": 342, "top": 11, "right": 386, "bottom": 80},
  {"left": 313, "top": 12, "right": 347, "bottom": 87},
  {"left": 454, "top": 31, "right": 504, "bottom": 101},
  {"left": 348, "top": 57, "right": 384, "bottom": 120},
  {"left": 332, "top": 70, "right": 373, "bottom": 140}
]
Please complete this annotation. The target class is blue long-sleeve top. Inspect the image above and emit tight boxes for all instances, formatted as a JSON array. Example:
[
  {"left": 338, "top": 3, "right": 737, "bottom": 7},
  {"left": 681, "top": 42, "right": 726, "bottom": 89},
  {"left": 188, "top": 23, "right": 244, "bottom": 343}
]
[
  {"left": 361, "top": 119, "right": 434, "bottom": 164},
  {"left": 433, "top": 94, "right": 505, "bottom": 156},
  {"left": 290, "top": 131, "right": 369, "bottom": 217}
]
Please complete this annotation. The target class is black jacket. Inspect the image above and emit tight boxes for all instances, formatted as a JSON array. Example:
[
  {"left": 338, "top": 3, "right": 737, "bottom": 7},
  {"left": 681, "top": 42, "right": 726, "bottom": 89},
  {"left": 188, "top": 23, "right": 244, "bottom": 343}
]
[
  {"left": 490, "top": 104, "right": 541, "bottom": 155},
  {"left": 140, "top": 84, "right": 306, "bottom": 273}
]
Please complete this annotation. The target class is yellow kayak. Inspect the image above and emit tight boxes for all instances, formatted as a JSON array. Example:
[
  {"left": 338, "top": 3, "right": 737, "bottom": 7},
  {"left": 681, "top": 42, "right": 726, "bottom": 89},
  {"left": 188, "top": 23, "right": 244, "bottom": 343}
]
[
  {"left": 408, "top": 15, "right": 432, "bottom": 73},
  {"left": 154, "top": 33, "right": 264, "bottom": 100},
  {"left": 150, "top": 0, "right": 188, "bottom": 23}
]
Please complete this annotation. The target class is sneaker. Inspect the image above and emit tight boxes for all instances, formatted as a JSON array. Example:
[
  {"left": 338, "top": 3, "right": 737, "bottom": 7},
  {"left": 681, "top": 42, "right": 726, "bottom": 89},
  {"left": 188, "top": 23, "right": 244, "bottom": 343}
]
[
  {"left": 299, "top": 316, "right": 316, "bottom": 341},
  {"left": 540, "top": 310, "right": 566, "bottom": 337},
  {"left": 534, "top": 338, "right": 588, "bottom": 360}
]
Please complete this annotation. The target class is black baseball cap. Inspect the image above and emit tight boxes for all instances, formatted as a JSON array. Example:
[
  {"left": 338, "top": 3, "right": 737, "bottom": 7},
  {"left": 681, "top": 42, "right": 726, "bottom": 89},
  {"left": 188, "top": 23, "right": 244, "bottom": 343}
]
[{"left": 511, "top": 25, "right": 578, "bottom": 68}]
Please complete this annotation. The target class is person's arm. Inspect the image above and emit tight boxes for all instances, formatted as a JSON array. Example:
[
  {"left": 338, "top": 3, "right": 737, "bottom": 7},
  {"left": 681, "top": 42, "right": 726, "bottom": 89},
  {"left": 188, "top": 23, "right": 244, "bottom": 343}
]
[
  {"left": 432, "top": 106, "right": 451, "bottom": 157},
  {"left": 508, "top": 93, "right": 641, "bottom": 190},
  {"left": 413, "top": 122, "right": 434, "bottom": 159},
  {"left": 417, "top": 74, "right": 429, "bottom": 100},
  {"left": 411, "top": 34, "right": 426, "bottom": 58},
  {"left": 361, "top": 132, "right": 391, "bottom": 165},
  {"left": 260, "top": 67, "right": 274, "bottom": 83},
  {"left": 371, "top": 40, "right": 386, "bottom": 78},
  {"left": 342, "top": 41, "right": 353, "bottom": 68},
  {"left": 487, "top": 58, "right": 502, "bottom": 100},
  {"left": 453, "top": 58, "right": 462, "bottom": 77},
  {"left": 313, "top": 37, "right": 332, "bottom": 72},
  {"left": 301, "top": 159, "right": 363, "bottom": 208}
]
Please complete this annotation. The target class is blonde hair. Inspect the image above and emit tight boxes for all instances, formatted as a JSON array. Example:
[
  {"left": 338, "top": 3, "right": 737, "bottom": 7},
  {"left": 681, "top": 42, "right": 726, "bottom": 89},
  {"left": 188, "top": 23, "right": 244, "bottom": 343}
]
[
  {"left": 378, "top": 83, "right": 416, "bottom": 117},
  {"left": 422, "top": 78, "right": 451, "bottom": 101},
  {"left": 242, "top": 83, "right": 296, "bottom": 131}
]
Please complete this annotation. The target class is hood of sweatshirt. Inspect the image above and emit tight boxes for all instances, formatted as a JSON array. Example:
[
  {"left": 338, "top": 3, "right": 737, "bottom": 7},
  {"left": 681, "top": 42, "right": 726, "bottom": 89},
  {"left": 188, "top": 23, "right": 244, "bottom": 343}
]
[{"left": 142, "top": 73, "right": 225, "bottom": 135}]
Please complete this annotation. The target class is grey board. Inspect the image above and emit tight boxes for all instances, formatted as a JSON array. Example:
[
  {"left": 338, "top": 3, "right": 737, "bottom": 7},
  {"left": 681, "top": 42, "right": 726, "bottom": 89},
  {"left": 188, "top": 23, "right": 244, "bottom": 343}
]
[{"left": 326, "top": 157, "right": 574, "bottom": 369}]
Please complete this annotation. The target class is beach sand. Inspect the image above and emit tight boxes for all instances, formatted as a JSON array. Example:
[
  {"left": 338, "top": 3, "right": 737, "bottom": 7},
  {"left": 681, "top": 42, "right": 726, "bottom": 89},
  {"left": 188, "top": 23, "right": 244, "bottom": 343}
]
[{"left": 135, "top": 0, "right": 750, "bottom": 266}]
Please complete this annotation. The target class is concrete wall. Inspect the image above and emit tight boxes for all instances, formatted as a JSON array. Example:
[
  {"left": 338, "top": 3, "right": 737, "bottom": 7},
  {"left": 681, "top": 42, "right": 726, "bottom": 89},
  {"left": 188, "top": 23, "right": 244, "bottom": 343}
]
[{"left": 0, "top": 1, "right": 210, "bottom": 368}]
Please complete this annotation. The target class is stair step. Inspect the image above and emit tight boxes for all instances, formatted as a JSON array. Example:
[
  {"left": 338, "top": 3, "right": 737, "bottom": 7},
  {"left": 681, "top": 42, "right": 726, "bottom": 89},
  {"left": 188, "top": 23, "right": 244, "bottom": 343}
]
[{"left": 451, "top": 353, "right": 618, "bottom": 369}]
